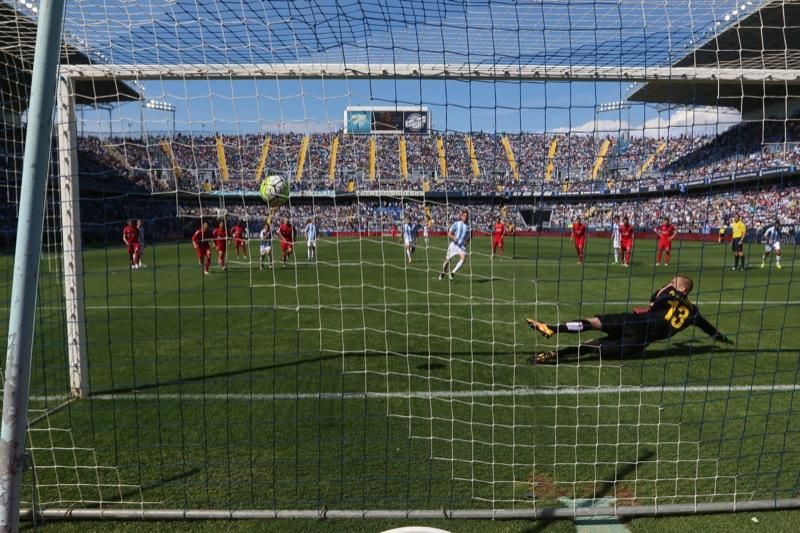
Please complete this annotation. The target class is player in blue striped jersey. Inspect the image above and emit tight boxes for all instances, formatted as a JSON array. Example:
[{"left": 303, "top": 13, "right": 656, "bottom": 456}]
[
  {"left": 439, "top": 210, "right": 471, "bottom": 280},
  {"left": 402, "top": 217, "right": 421, "bottom": 264},
  {"left": 304, "top": 218, "right": 318, "bottom": 261},
  {"left": 761, "top": 220, "right": 783, "bottom": 269}
]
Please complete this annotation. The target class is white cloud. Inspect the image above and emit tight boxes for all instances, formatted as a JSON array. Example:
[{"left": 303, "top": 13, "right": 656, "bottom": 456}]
[
  {"left": 553, "top": 119, "right": 630, "bottom": 134},
  {"left": 553, "top": 107, "right": 741, "bottom": 137},
  {"left": 639, "top": 107, "right": 741, "bottom": 137},
  {"left": 258, "top": 120, "right": 342, "bottom": 134}
]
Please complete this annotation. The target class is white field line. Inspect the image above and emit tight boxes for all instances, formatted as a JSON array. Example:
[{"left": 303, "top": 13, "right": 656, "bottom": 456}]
[
  {"left": 28, "top": 384, "right": 800, "bottom": 403},
  {"left": 44, "top": 300, "right": 800, "bottom": 311},
  {"left": 0, "top": 301, "right": 797, "bottom": 312}
]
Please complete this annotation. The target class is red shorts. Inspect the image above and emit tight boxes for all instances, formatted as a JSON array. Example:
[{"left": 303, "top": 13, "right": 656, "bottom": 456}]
[
  {"left": 235, "top": 238, "right": 246, "bottom": 247},
  {"left": 127, "top": 243, "right": 140, "bottom": 255},
  {"left": 215, "top": 243, "right": 226, "bottom": 252},
  {"left": 620, "top": 240, "right": 633, "bottom": 250},
  {"left": 492, "top": 237, "right": 504, "bottom": 248},
  {"left": 574, "top": 239, "right": 586, "bottom": 249},
  {"left": 657, "top": 240, "right": 672, "bottom": 251},
  {"left": 281, "top": 241, "right": 293, "bottom": 252},
  {"left": 195, "top": 245, "right": 210, "bottom": 259}
]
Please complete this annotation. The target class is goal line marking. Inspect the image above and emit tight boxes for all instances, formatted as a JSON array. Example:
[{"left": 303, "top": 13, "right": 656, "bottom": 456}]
[
  {"left": 28, "top": 384, "right": 800, "bottom": 403},
  {"left": 5, "top": 300, "right": 796, "bottom": 312}
]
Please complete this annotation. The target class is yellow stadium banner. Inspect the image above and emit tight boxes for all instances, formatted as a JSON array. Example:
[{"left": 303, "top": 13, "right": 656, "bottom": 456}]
[
  {"left": 544, "top": 138, "right": 558, "bottom": 181},
  {"left": 347, "top": 179, "right": 356, "bottom": 192},
  {"left": 159, "top": 140, "right": 182, "bottom": 179},
  {"left": 501, "top": 135, "right": 519, "bottom": 181},
  {"left": 465, "top": 136, "right": 480, "bottom": 177},
  {"left": 328, "top": 135, "right": 339, "bottom": 182},
  {"left": 398, "top": 136, "right": 408, "bottom": 179},
  {"left": 636, "top": 141, "right": 665, "bottom": 179},
  {"left": 215, "top": 135, "right": 229, "bottom": 182},
  {"left": 254, "top": 136, "right": 271, "bottom": 184},
  {"left": 591, "top": 138, "right": 612, "bottom": 179},
  {"left": 422, "top": 180, "right": 431, "bottom": 193},
  {"left": 368, "top": 136, "right": 377, "bottom": 181},
  {"left": 436, "top": 136, "right": 448, "bottom": 178},
  {"left": 295, "top": 135, "right": 309, "bottom": 182}
]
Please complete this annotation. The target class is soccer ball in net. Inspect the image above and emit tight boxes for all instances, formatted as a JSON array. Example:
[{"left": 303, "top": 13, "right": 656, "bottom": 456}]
[{"left": 259, "top": 174, "right": 290, "bottom": 207}]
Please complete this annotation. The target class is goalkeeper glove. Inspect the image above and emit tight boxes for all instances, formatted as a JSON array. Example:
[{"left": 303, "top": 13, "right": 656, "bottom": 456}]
[{"left": 713, "top": 333, "right": 733, "bottom": 344}]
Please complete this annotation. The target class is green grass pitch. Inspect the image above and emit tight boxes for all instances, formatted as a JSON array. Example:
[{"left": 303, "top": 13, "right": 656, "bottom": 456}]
[{"left": 2, "top": 234, "right": 800, "bottom": 518}]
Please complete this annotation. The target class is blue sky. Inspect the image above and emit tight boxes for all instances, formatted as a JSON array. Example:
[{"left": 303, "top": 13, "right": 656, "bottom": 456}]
[
  {"left": 68, "top": 0, "right": 752, "bottom": 137},
  {"left": 79, "top": 78, "right": 740, "bottom": 138}
]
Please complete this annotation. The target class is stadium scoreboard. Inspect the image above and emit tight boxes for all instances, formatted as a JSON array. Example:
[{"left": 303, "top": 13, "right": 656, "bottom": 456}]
[{"left": 345, "top": 106, "right": 430, "bottom": 135}]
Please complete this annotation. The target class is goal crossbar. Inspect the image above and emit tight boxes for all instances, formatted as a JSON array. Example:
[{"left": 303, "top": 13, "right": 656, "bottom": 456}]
[
  {"left": 59, "top": 64, "right": 800, "bottom": 83},
  {"left": 20, "top": 498, "right": 800, "bottom": 521}
]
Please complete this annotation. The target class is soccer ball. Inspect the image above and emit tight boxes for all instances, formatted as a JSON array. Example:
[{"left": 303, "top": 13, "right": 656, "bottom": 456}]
[{"left": 259, "top": 174, "right": 290, "bottom": 207}]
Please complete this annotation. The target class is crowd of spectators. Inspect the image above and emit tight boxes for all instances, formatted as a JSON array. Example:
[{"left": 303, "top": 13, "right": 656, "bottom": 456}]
[
  {"left": 76, "top": 123, "right": 800, "bottom": 197},
  {"left": 548, "top": 186, "right": 800, "bottom": 234},
  {"left": 178, "top": 200, "right": 532, "bottom": 234},
  {"left": 170, "top": 185, "right": 800, "bottom": 240}
]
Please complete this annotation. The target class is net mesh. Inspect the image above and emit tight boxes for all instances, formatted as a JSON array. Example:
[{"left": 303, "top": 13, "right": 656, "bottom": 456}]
[{"left": 1, "top": 0, "right": 800, "bottom": 519}]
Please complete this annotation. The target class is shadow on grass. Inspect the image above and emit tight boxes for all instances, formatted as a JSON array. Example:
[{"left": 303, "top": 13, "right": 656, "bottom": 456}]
[
  {"left": 91, "top": 350, "right": 504, "bottom": 396},
  {"left": 81, "top": 468, "right": 202, "bottom": 509},
  {"left": 626, "top": 341, "right": 738, "bottom": 361}
]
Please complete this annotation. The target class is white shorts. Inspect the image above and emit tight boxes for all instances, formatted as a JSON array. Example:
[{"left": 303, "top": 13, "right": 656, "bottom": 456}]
[
  {"left": 447, "top": 242, "right": 467, "bottom": 260},
  {"left": 613, "top": 237, "right": 621, "bottom": 249},
  {"left": 260, "top": 244, "right": 271, "bottom": 255},
  {"left": 307, "top": 239, "right": 317, "bottom": 248},
  {"left": 404, "top": 238, "right": 415, "bottom": 247},
  {"left": 765, "top": 242, "right": 781, "bottom": 253}
]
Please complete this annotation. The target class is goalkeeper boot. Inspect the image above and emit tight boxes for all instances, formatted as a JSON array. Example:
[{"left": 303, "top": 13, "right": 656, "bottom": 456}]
[
  {"left": 526, "top": 319, "right": 554, "bottom": 339},
  {"left": 777, "top": 263, "right": 783, "bottom": 270},
  {"left": 528, "top": 351, "right": 557, "bottom": 365}
]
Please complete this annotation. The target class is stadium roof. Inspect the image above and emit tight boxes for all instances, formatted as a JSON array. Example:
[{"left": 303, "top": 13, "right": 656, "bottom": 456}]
[
  {"left": 628, "top": 0, "right": 800, "bottom": 115},
  {"left": 0, "top": 1, "right": 139, "bottom": 111}
]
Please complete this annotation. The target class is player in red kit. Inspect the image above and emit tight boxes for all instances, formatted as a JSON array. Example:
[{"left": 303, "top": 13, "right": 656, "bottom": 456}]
[
  {"left": 212, "top": 221, "right": 228, "bottom": 270},
  {"left": 390, "top": 223, "right": 398, "bottom": 241},
  {"left": 619, "top": 216, "right": 635, "bottom": 267},
  {"left": 491, "top": 216, "right": 506, "bottom": 258},
  {"left": 230, "top": 220, "right": 247, "bottom": 258},
  {"left": 192, "top": 221, "right": 212, "bottom": 275},
  {"left": 278, "top": 217, "right": 294, "bottom": 267},
  {"left": 122, "top": 219, "right": 140, "bottom": 269},
  {"left": 654, "top": 216, "right": 677, "bottom": 266},
  {"left": 571, "top": 217, "right": 587, "bottom": 264}
]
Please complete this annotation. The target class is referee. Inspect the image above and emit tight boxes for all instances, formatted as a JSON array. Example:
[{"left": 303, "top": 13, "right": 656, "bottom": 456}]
[{"left": 730, "top": 213, "right": 746, "bottom": 271}]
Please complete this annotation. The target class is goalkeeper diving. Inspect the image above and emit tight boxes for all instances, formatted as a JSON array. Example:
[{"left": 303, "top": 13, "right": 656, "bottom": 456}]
[{"left": 526, "top": 275, "right": 733, "bottom": 364}]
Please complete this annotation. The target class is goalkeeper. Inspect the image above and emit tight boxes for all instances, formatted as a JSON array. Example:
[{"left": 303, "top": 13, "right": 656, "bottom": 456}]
[{"left": 526, "top": 275, "right": 732, "bottom": 364}]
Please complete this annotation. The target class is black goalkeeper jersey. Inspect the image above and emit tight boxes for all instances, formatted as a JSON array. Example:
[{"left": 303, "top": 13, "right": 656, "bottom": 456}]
[{"left": 642, "top": 287, "right": 720, "bottom": 343}]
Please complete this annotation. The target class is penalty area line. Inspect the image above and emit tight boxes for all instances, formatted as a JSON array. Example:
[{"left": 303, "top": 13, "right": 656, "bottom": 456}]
[
  {"left": 28, "top": 384, "right": 800, "bottom": 403},
  {"left": 37, "top": 300, "right": 800, "bottom": 312}
]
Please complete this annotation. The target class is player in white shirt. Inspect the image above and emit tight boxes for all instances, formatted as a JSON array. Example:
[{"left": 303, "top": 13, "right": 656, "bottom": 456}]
[
  {"left": 438, "top": 210, "right": 471, "bottom": 280},
  {"left": 401, "top": 217, "right": 421, "bottom": 263},
  {"left": 611, "top": 215, "right": 621, "bottom": 264},
  {"left": 761, "top": 220, "right": 783, "bottom": 269},
  {"left": 304, "top": 218, "right": 318, "bottom": 261},
  {"left": 259, "top": 222, "right": 273, "bottom": 270},
  {"left": 422, "top": 224, "right": 429, "bottom": 246}
]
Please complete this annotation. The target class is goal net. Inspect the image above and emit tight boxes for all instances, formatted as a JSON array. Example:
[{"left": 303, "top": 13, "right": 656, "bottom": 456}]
[{"left": 3, "top": 0, "right": 800, "bottom": 521}]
